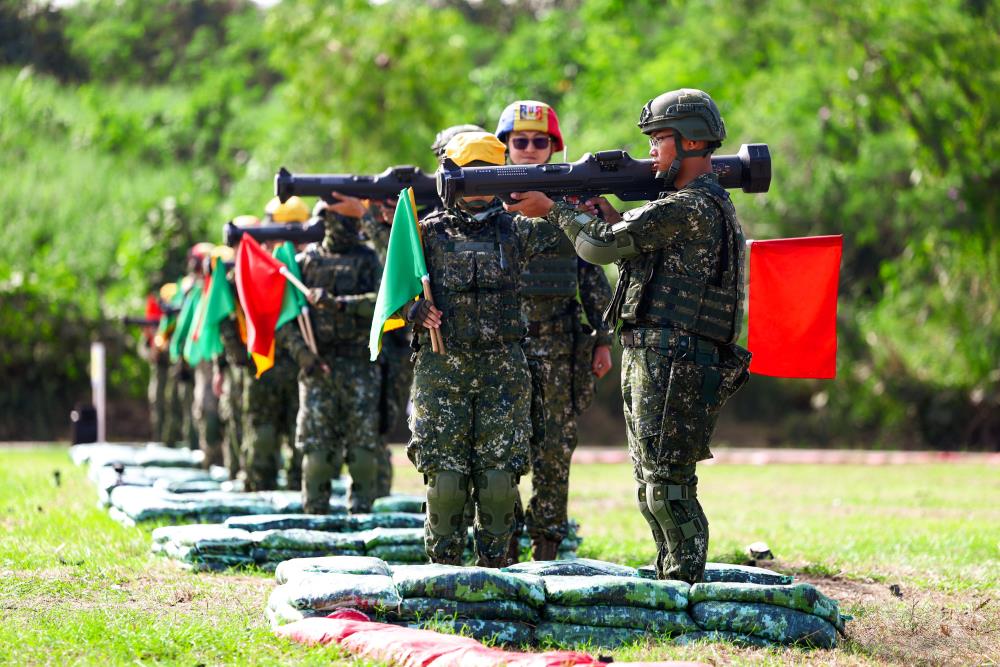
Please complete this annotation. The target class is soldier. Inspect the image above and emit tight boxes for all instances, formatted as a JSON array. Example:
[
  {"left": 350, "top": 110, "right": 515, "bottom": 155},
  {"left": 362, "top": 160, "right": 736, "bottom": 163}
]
[
  {"left": 140, "top": 282, "right": 177, "bottom": 443},
  {"left": 494, "top": 100, "right": 615, "bottom": 561},
  {"left": 276, "top": 198, "right": 382, "bottom": 514},
  {"left": 405, "top": 132, "right": 562, "bottom": 568},
  {"left": 507, "top": 89, "right": 752, "bottom": 583},
  {"left": 238, "top": 202, "right": 306, "bottom": 490}
]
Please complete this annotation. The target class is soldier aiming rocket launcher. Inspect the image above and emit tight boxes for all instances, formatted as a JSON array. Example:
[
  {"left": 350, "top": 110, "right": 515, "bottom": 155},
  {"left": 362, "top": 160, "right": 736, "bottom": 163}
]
[
  {"left": 121, "top": 305, "right": 180, "bottom": 327},
  {"left": 274, "top": 165, "right": 440, "bottom": 207},
  {"left": 436, "top": 143, "right": 771, "bottom": 208}
]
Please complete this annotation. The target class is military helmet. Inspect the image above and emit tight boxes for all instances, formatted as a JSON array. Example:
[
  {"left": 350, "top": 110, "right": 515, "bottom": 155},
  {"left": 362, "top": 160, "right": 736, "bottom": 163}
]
[
  {"left": 431, "top": 124, "right": 487, "bottom": 157},
  {"left": 444, "top": 132, "right": 507, "bottom": 167},
  {"left": 232, "top": 214, "right": 260, "bottom": 228},
  {"left": 211, "top": 245, "right": 235, "bottom": 263},
  {"left": 265, "top": 196, "right": 310, "bottom": 223},
  {"left": 159, "top": 282, "right": 178, "bottom": 303},
  {"left": 189, "top": 241, "right": 215, "bottom": 259},
  {"left": 495, "top": 100, "right": 564, "bottom": 152},
  {"left": 637, "top": 88, "right": 726, "bottom": 146}
]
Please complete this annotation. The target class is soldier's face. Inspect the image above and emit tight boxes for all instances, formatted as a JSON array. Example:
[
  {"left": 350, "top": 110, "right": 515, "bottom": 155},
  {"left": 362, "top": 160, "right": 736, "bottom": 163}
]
[
  {"left": 649, "top": 130, "right": 677, "bottom": 173},
  {"left": 507, "top": 130, "right": 554, "bottom": 165}
]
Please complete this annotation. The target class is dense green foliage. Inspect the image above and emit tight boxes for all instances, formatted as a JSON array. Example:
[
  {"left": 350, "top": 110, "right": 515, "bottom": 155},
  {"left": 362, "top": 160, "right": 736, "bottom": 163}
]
[{"left": 0, "top": 0, "right": 996, "bottom": 445}]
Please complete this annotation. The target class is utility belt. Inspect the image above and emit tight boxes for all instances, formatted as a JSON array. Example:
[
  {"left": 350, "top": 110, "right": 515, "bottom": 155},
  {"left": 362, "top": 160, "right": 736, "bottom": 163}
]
[
  {"left": 619, "top": 327, "right": 720, "bottom": 366},
  {"left": 316, "top": 341, "right": 370, "bottom": 360}
]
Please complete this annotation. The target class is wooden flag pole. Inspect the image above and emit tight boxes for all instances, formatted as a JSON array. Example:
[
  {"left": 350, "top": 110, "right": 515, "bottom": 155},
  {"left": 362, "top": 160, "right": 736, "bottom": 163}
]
[
  {"left": 421, "top": 276, "right": 445, "bottom": 354},
  {"left": 278, "top": 265, "right": 310, "bottom": 298},
  {"left": 300, "top": 306, "right": 318, "bottom": 355}
]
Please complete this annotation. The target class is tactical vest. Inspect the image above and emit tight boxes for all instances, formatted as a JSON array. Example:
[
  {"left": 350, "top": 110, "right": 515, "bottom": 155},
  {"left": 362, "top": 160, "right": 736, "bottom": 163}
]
[
  {"left": 612, "top": 180, "right": 745, "bottom": 344},
  {"left": 300, "top": 247, "right": 373, "bottom": 345},
  {"left": 424, "top": 215, "right": 524, "bottom": 349}
]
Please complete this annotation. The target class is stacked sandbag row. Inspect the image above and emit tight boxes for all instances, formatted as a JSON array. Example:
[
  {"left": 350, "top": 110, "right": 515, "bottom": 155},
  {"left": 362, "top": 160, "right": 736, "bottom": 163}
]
[{"left": 266, "top": 556, "right": 845, "bottom": 649}]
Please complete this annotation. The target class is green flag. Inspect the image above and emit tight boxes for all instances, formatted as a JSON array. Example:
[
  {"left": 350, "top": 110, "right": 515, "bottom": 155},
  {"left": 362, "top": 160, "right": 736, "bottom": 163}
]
[
  {"left": 185, "top": 259, "right": 236, "bottom": 364},
  {"left": 169, "top": 283, "right": 202, "bottom": 363},
  {"left": 157, "top": 276, "right": 185, "bottom": 337},
  {"left": 369, "top": 187, "right": 428, "bottom": 361},
  {"left": 274, "top": 241, "right": 308, "bottom": 330}
]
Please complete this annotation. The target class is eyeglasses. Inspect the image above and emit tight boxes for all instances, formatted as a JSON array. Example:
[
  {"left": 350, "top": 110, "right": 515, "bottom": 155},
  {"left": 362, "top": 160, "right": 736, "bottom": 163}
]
[
  {"left": 648, "top": 133, "right": 675, "bottom": 148},
  {"left": 511, "top": 136, "right": 551, "bottom": 150}
]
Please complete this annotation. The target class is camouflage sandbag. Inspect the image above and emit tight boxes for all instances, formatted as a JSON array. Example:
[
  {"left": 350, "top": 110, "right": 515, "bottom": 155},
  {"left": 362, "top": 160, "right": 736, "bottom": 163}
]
[
  {"left": 368, "top": 544, "right": 429, "bottom": 563},
  {"left": 406, "top": 618, "right": 534, "bottom": 646},
  {"left": 542, "top": 575, "right": 688, "bottom": 611},
  {"left": 392, "top": 565, "right": 546, "bottom": 607},
  {"left": 275, "top": 556, "right": 391, "bottom": 584},
  {"left": 250, "top": 529, "right": 366, "bottom": 553},
  {"left": 637, "top": 562, "right": 794, "bottom": 585},
  {"left": 504, "top": 558, "right": 639, "bottom": 578},
  {"left": 348, "top": 513, "right": 425, "bottom": 531},
  {"left": 542, "top": 605, "right": 696, "bottom": 635},
  {"left": 673, "top": 630, "right": 775, "bottom": 648},
  {"left": 362, "top": 527, "right": 425, "bottom": 549},
  {"left": 154, "top": 541, "right": 255, "bottom": 569},
  {"left": 256, "top": 549, "right": 365, "bottom": 562},
  {"left": 390, "top": 597, "right": 541, "bottom": 624},
  {"left": 154, "top": 479, "right": 223, "bottom": 493},
  {"left": 534, "top": 622, "right": 646, "bottom": 649},
  {"left": 690, "top": 601, "right": 837, "bottom": 648},
  {"left": 690, "top": 581, "right": 844, "bottom": 633},
  {"left": 372, "top": 494, "right": 425, "bottom": 514},
  {"left": 272, "top": 573, "right": 402, "bottom": 614},
  {"left": 151, "top": 524, "right": 253, "bottom": 554},
  {"left": 225, "top": 513, "right": 351, "bottom": 532}
]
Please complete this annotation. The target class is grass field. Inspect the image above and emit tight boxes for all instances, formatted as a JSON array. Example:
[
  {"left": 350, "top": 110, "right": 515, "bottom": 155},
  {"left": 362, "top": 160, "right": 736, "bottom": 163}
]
[{"left": 1, "top": 445, "right": 997, "bottom": 666}]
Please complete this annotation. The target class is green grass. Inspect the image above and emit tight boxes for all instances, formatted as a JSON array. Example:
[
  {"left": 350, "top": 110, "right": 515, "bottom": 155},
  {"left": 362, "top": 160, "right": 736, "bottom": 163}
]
[{"left": 1, "top": 445, "right": 998, "bottom": 666}]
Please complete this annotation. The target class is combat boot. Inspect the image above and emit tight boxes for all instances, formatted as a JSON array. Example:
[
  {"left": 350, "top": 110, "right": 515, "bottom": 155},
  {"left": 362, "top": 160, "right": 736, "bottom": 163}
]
[{"left": 531, "top": 536, "right": 560, "bottom": 562}]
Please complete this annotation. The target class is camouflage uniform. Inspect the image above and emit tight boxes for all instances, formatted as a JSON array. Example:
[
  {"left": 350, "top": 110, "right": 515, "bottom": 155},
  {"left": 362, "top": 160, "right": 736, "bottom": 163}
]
[
  {"left": 192, "top": 360, "right": 223, "bottom": 468},
  {"left": 163, "top": 361, "right": 196, "bottom": 449},
  {"left": 217, "top": 308, "right": 249, "bottom": 479},
  {"left": 243, "top": 347, "right": 300, "bottom": 490},
  {"left": 278, "top": 212, "right": 383, "bottom": 514},
  {"left": 361, "top": 209, "right": 411, "bottom": 497},
  {"left": 519, "top": 224, "right": 613, "bottom": 558},
  {"left": 137, "top": 335, "right": 170, "bottom": 443},
  {"left": 406, "top": 206, "right": 561, "bottom": 567},
  {"left": 550, "top": 173, "right": 751, "bottom": 583}
]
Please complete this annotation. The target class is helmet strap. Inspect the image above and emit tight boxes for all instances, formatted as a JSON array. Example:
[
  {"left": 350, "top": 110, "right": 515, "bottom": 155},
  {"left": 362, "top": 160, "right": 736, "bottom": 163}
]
[{"left": 656, "top": 133, "right": 712, "bottom": 185}]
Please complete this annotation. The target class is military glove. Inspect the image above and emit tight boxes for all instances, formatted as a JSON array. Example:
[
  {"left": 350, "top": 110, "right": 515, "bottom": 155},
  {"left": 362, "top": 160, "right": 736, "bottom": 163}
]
[{"left": 407, "top": 300, "right": 435, "bottom": 326}]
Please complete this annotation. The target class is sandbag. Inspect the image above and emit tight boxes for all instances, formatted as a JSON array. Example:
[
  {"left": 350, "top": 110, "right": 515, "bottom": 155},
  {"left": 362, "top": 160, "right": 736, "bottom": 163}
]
[
  {"left": 362, "top": 527, "right": 425, "bottom": 548},
  {"left": 405, "top": 618, "right": 534, "bottom": 646},
  {"left": 534, "top": 622, "right": 646, "bottom": 649},
  {"left": 504, "top": 558, "right": 639, "bottom": 578},
  {"left": 689, "top": 582, "right": 843, "bottom": 632},
  {"left": 225, "top": 513, "right": 351, "bottom": 532},
  {"left": 543, "top": 575, "right": 688, "bottom": 611},
  {"left": 392, "top": 565, "right": 546, "bottom": 607},
  {"left": 272, "top": 573, "right": 402, "bottom": 614},
  {"left": 353, "top": 512, "right": 426, "bottom": 529},
  {"left": 702, "top": 563, "right": 794, "bottom": 586},
  {"left": 543, "top": 605, "right": 697, "bottom": 635},
  {"left": 673, "top": 630, "right": 774, "bottom": 648},
  {"left": 391, "top": 597, "right": 541, "bottom": 624},
  {"left": 372, "top": 494, "right": 425, "bottom": 514},
  {"left": 690, "top": 601, "right": 837, "bottom": 648},
  {"left": 368, "top": 544, "right": 429, "bottom": 564},
  {"left": 251, "top": 529, "right": 366, "bottom": 553},
  {"left": 151, "top": 524, "right": 253, "bottom": 553},
  {"left": 275, "top": 556, "right": 391, "bottom": 584}
]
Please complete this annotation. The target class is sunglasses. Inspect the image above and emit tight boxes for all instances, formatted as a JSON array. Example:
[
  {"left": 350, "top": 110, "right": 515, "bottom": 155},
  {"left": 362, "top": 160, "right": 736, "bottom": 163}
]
[{"left": 511, "top": 136, "right": 551, "bottom": 150}]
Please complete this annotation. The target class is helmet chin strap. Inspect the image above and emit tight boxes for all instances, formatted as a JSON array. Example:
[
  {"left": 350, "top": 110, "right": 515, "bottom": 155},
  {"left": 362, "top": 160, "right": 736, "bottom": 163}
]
[{"left": 656, "top": 133, "right": 712, "bottom": 186}]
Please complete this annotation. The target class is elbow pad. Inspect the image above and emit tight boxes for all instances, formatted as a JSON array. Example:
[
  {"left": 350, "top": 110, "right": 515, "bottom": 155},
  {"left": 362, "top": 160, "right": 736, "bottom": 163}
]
[{"left": 572, "top": 219, "right": 639, "bottom": 265}]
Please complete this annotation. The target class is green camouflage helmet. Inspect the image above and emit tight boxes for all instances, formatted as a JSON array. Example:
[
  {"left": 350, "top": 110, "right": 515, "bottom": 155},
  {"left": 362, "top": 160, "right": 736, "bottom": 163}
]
[
  {"left": 637, "top": 88, "right": 726, "bottom": 147},
  {"left": 431, "top": 124, "right": 487, "bottom": 158}
]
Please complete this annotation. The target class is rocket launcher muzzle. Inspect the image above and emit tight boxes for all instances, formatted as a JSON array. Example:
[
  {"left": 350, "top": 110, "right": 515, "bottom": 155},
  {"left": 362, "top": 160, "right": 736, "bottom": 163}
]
[{"left": 275, "top": 165, "right": 440, "bottom": 207}]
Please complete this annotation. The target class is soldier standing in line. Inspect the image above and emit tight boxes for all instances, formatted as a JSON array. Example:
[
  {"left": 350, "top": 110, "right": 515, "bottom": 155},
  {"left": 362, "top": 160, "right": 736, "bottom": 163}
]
[
  {"left": 236, "top": 200, "right": 307, "bottom": 490},
  {"left": 404, "top": 132, "right": 562, "bottom": 568},
  {"left": 494, "top": 100, "right": 615, "bottom": 561},
  {"left": 276, "top": 199, "right": 383, "bottom": 514},
  {"left": 140, "top": 282, "right": 178, "bottom": 443},
  {"left": 506, "top": 89, "right": 752, "bottom": 583}
]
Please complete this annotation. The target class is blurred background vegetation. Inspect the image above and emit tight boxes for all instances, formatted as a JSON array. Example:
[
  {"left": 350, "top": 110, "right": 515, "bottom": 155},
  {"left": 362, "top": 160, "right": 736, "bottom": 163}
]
[{"left": 0, "top": 0, "right": 996, "bottom": 448}]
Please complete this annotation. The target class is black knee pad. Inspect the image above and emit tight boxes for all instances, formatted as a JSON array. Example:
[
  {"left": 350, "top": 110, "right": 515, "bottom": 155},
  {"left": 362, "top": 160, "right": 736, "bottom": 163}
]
[{"left": 426, "top": 470, "right": 469, "bottom": 537}]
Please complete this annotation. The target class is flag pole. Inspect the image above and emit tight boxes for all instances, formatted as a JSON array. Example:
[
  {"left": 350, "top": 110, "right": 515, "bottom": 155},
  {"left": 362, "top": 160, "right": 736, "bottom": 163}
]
[
  {"left": 421, "top": 276, "right": 445, "bottom": 354},
  {"left": 279, "top": 265, "right": 311, "bottom": 298},
  {"left": 300, "top": 306, "right": 318, "bottom": 355}
]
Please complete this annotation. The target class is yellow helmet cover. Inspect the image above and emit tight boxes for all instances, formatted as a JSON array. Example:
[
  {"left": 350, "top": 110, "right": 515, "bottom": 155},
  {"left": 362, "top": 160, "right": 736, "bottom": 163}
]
[{"left": 443, "top": 132, "right": 507, "bottom": 167}]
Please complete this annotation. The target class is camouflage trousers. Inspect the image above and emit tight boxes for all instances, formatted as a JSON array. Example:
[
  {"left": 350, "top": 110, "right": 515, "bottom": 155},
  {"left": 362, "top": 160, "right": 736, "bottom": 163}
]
[
  {"left": 243, "top": 359, "right": 299, "bottom": 491},
  {"left": 407, "top": 343, "right": 531, "bottom": 566},
  {"left": 147, "top": 358, "right": 169, "bottom": 443},
  {"left": 523, "top": 352, "right": 577, "bottom": 545},
  {"left": 219, "top": 365, "right": 246, "bottom": 479},
  {"left": 163, "top": 363, "right": 196, "bottom": 449},
  {"left": 622, "top": 346, "right": 717, "bottom": 583},
  {"left": 192, "top": 361, "right": 223, "bottom": 468},
  {"left": 375, "top": 328, "right": 414, "bottom": 496},
  {"left": 297, "top": 356, "right": 380, "bottom": 514}
]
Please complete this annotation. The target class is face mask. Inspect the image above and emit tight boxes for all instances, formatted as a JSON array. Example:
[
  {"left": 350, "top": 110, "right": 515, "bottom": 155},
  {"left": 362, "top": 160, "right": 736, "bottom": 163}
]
[{"left": 459, "top": 198, "right": 494, "bottom": 212}]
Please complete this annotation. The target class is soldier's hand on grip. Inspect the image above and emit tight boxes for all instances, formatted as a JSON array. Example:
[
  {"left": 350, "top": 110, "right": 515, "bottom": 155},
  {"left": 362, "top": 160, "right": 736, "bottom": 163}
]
[
  {"left": 326, "top": 191, "right": 368, "bottom": 219},
  {"left": 503, "top": 190, "right": 555, "bottom": 218},
  {"left": 408, "top": 300, "right": 442, "bottom": 330}
]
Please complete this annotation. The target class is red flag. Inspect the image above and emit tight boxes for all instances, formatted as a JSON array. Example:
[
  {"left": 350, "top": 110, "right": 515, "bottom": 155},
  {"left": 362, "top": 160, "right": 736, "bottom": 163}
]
[
  {"left": 143, "top": 293, "right": 163, "bottom": 342},
  {"left": 747, "top": 235, "right": 842, "bottom": 379},
  {"left": 234, "top": 235, "right": 287, "bottom": 376}
]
